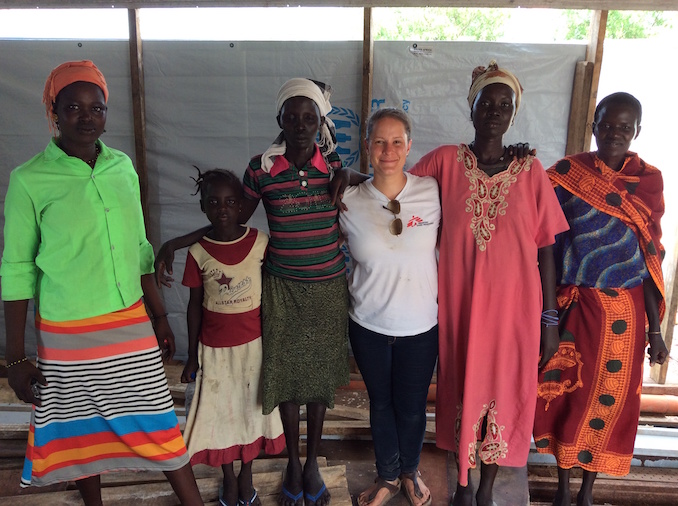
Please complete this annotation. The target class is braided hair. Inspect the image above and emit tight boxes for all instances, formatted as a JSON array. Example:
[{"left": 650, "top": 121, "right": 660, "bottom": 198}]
[{"left": 191, "top": 166, "right": 243, "bottom": 201}]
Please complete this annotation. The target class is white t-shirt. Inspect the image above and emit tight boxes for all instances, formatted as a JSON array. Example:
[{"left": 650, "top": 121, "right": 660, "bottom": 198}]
[{"left": 339, "top": 172, "right": 441, "bottom": 336}]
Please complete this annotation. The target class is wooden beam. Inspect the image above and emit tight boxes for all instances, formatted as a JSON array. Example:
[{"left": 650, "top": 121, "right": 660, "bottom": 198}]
[
  {"left": 564, "top": 10, "right": 607, "bottom": 155},
  {"left": 651, "top": 246, "right": 678, "bottom": 383},
  {"left": 582, "top": 9, "right": 607, "bottom": 153},
  {"left": 360, "top": 7, "right": 374, "bottom": 174},
  {"left": 1, "top": 1, "right": 675, "bottom": 12},
  {"left": 128, "top": 9, "right": 150, "bottom": 231},
  {"left": 564, "top": 61, "right": 593, "bottom": 155}
]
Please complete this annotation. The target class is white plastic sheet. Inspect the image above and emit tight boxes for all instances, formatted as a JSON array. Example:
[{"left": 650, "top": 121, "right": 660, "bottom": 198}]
[{"left": 0, "top": 40, "right": 584, "bottom": 359}]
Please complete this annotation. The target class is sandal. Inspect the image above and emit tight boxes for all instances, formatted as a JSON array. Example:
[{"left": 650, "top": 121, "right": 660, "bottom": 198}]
[
  {"left": 280, "top": 483, "right": 304, "bottom": 506},
  {"left": 358, "top": 477, "right": 401, "bottom": 506},
  {"left": 239, "top": 489, "right": 262, "bottom": 506},
  {"left": 400, "top": 471, "right": 432, "bottom": 506},
  {"left": 304, "top": 481, "right": 330, "bottom": 506}
]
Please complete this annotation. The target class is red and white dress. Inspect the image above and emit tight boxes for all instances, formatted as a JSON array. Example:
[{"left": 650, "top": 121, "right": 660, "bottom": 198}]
[{"left": 182, "top": 227, "right": 285, "bottom": 466}]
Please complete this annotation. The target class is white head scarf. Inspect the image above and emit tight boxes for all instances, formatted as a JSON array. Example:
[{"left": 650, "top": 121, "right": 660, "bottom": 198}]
[{"left": 261, "top": 78, "right": 337, "bottom": 172}]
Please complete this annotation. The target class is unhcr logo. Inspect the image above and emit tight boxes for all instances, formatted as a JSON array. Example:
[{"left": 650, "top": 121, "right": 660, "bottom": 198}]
[{"left": 329, "top": 106, "right": 361, "bottom": 168}]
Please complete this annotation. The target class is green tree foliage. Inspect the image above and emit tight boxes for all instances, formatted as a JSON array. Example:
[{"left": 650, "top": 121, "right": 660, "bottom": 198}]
[
  {"left": 564, "top": 10, "right": 673, "bottom": 40},
  {"left": 374, "top": 8, "right": 507, "bottom": 41}
]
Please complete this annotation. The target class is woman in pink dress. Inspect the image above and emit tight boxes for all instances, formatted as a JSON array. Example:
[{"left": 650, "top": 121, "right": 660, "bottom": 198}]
[{"left": 408, "top": 61, "right": 569, "bottom": 506}]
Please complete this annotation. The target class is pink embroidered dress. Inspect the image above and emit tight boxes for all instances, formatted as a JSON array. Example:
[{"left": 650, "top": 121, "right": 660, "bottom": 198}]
[{"left": 411, "top": 144, "right": 568, "bottom": 485}]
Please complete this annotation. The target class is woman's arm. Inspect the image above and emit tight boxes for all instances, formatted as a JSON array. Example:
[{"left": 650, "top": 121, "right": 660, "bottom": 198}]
[
  {"left": 538, "top": 245, "right": 559, "bottom": 369},
  {"left": 330, "top": 167, "right": 370, "bottom": 210},
  {"left": 141, "top": 274, "right": 175, "bottom": 360},
  {"left": 182, "top": 286, "right": 204, "bottom": 383},
  {"left": 4, "top": 300, "right": 47, "bottom": 406},
  {"left": 238, "top": 195, "right": 260, "bottom": 224},
  {"left": 643, "top": 277, "right": 668, "bottom": 366},
  {"left": 154, "top": 226, "right": 211, "bottom": 287}
]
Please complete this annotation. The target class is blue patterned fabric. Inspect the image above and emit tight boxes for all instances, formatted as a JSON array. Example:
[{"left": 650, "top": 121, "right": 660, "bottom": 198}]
[{"left": 554, "top": 187, "right": 648, "bottom": 288}]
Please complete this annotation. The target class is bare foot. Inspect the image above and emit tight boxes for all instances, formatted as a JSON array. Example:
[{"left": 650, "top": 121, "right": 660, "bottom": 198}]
[
  {"left": 451, "top": 483, "right": 473, "bottom": 506},
  {"left": 553, "top": 487, "right": 572, "bottom": 506},
  {"left": 238, "top": 469, "right": 260, "bottom": 505},
  {"left": 576, "top": 490, "right": 593, "bottom": 506},
  {"left": 221, "top": 475, "right": 238, "bottom": 506},
  {"left": 303, "top": 460, "right": 330, "bottom": 506},
  {"left": 280, "top": 461, "right": 303, "bottom": 506},
  {"left": 475, "top": 495, "right": 496, "bottom": 506}
]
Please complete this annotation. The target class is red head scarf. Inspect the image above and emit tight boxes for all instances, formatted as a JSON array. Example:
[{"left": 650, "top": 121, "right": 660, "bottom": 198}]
[{"left": 42, "top": 60, "right": 108, "bottom": 135}]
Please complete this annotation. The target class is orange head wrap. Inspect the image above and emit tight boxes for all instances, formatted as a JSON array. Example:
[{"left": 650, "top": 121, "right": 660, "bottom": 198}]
[{"left": 42, "top": 60, "right": 108, "bottom": 135}]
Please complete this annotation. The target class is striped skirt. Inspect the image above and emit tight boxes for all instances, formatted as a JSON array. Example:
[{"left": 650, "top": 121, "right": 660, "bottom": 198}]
[{"left": 23, "top": 300, "right": 189, "bottom": 487}]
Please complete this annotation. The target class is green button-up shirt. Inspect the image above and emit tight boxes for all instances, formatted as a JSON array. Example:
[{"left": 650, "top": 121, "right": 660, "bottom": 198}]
[{"left": 1, "top": 139, "right": 154, "bottom": 321}]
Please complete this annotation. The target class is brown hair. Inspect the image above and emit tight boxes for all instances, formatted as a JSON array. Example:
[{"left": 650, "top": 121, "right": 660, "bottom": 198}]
[{"left": 365, "top": 107, "right": 412, "bottom": 142}]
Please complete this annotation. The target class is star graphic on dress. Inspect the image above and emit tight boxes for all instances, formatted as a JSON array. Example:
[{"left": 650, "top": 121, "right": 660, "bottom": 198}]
[{"left": 216, "top": 272, "right": 232, "bottom": 289}]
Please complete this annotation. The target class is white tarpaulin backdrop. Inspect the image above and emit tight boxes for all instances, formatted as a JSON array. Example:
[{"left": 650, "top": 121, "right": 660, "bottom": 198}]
[{"left": 0, "top": 39, "right": 585, "bottom": 359}]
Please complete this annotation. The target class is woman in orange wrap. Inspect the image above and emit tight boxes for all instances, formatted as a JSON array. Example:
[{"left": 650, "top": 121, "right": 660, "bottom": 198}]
[{"left": 533, "top": 92, "right": 669, "bottom": 506}]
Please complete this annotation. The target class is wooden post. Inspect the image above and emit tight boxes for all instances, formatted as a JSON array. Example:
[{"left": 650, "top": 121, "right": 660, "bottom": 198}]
[
  {"left": 128, "top": 8, "right": 150, "bottom": 230},
  {"left": 564, "top": 10, "right": 607, "bottom": 155},
  {"left": 564, "top": 61, "right": 593, "bottom": 156},
  {"left": 360, "top": 7, "right": 374, "bottom": 174},
  {"left": 583, "top": 10, "right": 607, "bottom": 152},
  {"left": 653, "top": 252, "right": 678, "bottom": 384}
]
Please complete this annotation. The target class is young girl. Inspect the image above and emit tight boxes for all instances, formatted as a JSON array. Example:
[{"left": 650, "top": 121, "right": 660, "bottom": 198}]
[{"left": 181, "top": 169, "right": 285, "bottom": 506}]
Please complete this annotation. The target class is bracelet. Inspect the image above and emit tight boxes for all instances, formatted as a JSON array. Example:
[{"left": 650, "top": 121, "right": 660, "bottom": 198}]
[
  {"left": 151, "top": 313, "right": 168, "bottom": 321},
  {"left": 541, "top": 309, "right": 559, "bottom": 327},
  {"left": 5, "top": 357, "right": 28, "bottom": 369},
  {"left": 647, "top": 331, "right": 662, "bottom": 335}
]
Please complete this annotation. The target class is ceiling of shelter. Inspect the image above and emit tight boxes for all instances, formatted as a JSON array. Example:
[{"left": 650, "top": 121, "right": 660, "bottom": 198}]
[{"left": 0, "top": 1, "right": 674, "bottom": 12}]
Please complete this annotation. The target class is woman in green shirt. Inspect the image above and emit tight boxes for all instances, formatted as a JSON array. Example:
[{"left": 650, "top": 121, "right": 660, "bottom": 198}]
[{"left": 1, "top": 60, "right": 203, "bottom": 506}]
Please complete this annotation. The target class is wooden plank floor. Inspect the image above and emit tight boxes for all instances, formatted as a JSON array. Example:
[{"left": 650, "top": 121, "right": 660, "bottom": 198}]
[
  {"left": 528, "top": 464, "right": 678, "bottom": 506},
  {"left": 2, "top": 457, "right": 352, "bottom": 506},
  {"left": 2, "top": 363, "right": 678, "bottom": 505}
]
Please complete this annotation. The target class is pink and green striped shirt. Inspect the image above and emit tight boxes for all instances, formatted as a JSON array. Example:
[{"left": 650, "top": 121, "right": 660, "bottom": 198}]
[{"left": 243, "top": 146, "right": 346, "bottom": 282}]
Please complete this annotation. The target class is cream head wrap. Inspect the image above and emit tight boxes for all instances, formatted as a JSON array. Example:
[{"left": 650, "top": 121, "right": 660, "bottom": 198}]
[
  {"left": 467, "top": 60, "right": 522, "bottom": 113},
  {"left": 261, "top": 78, "right": 337, "bottom": 172}
]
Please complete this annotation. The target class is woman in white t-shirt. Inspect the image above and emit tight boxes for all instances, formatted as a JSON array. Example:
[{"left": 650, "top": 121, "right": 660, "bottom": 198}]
[{"left": 338, "top": 108, "right": 440, "bottom": 506}]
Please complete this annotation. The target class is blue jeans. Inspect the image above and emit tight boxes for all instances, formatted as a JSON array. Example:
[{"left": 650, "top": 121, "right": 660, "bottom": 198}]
[{"left": 349, "top": 319, "right": 439, "bottom": 481}]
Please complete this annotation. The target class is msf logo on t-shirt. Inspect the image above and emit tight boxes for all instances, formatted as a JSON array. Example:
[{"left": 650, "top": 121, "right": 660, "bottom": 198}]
[{"left": 407, "top": 215, "right": 434, "bottom": 228}]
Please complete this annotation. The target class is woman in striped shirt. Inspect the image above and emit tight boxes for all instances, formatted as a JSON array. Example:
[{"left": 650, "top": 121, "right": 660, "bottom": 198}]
[{"left": 156, "top": 78, "right": 349, "bottom": 506}]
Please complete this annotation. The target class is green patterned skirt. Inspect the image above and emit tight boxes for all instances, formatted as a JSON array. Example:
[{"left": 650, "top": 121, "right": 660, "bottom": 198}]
[{"left": 261, "top": 272, "right": 349, "bottom": 414}]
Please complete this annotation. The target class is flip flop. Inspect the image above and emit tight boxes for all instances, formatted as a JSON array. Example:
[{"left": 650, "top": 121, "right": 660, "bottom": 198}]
[
  {"left": 281, "top": 484, "right": 304, "bottom": 506},
  {"left": 400, "top": 471, "right": 432, "bottom": 506},
  {"left": 304, "top": 482, "right": 329, "bottom": 506},
  {"left": 239, "top": 489, "right": 261, "bottom": 506},
  {"left": 358, "top": 477, "right": 401, "bottom": 506}
]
